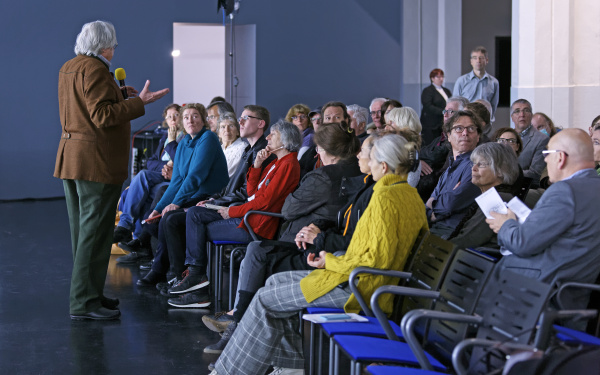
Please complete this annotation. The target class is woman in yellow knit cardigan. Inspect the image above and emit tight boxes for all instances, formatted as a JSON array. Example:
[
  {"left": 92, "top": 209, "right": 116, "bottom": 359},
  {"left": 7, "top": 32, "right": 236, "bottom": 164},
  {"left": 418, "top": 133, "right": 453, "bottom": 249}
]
[{"left": 211, "top": 133, "right": 429, "bottom": 375}]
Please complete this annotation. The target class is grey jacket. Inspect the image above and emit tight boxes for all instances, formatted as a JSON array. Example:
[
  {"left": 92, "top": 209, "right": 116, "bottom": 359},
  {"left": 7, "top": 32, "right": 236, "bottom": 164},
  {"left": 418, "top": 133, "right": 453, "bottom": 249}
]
[
  {"left": 497, "top": 169, "right": 600, "bottom": 311},
  {"left": 518, "top": 126, "right": 549, "bottom": 185}
]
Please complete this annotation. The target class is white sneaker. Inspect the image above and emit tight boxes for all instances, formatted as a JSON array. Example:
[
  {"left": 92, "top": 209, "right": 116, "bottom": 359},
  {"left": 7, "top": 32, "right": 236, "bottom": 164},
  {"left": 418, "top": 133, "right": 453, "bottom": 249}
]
[{"left": 269, "top": 367, "right": 305, "bottom": 375}]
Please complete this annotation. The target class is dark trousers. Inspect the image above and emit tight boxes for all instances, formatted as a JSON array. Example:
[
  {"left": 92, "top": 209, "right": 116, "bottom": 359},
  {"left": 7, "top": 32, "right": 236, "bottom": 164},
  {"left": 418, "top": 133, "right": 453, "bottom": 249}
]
[
  {"left": 184, "top": 206, "right": 254, "bottom": 270},
  {"left": 63, "top": 179, "right": 121, "bottom": 314},
  {"left": 151, "top": 209, "right": 186, "bottom": 276}
]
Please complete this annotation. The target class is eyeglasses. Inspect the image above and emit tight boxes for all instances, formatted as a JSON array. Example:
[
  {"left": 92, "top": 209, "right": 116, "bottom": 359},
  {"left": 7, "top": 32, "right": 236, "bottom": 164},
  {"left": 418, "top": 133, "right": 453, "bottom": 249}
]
[
  {"left": 239, "top": 115, "right": 262, "bottom": 122},
  {"left": 542, "top": 149, "right": 569, "bottom": 156},
  {"left": 511, "top": 108, "right": 532, "bottom": 115},
  {"left": 497, "top": 137, "right": 517, "bottom": 144},
  {"left": 472, "top": 161, "right": 490, "bottom": 169},
  {"left": 166, "top": 114, "right": 179, "bottom": 120},
  {"left": 206, "top": 115, "right": 217, "bottom": 122},
  {"left": 311, "top": 117, "right": 322, "bottom": 124},
  {"left": 370, "top": 110, "right": 382, "bottom": 117},
  {"left": 451, "top": 125, "right": 478, "bottom": 134},
  {"left": 470, "top": 56, "right": 486, "bottom": 60},
  {"left": 291, "top": 114, "right": 307, "bottom": 121},
  {"left": 442, "top": 109, "right": 455, "bottom": 116},
  {"left": 113, "top": 43, "right": 118, "bottom": 50}
]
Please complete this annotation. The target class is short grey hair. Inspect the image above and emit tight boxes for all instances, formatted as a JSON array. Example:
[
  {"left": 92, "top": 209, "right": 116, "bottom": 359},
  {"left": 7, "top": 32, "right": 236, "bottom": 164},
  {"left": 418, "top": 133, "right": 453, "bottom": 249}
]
[
  {"left": 385, "top": 107, "right": 423, "bottom": 134},
  {"left": 447, "top": 96, "right": 470, "bottom": 110},
  {"left": 74, "top": 21, "right": 117, "bottom": 56},
  {"left": 369, "top": 97, "right": 386, "bottom": 111},
  {"left": 217, "top": 111, "right": 239, "bottom": 134},
  {"left": 471, "top": 142, "right": 520, "bottom": 185},
  {"left": 347, "top": 104, "right": 369, "bottom": 125},
  {"left": 371, "top": 133, "right": 418, "bottom": 176},
  {"left": 270, "top": 120, "right": 302, "bottom": 153}
]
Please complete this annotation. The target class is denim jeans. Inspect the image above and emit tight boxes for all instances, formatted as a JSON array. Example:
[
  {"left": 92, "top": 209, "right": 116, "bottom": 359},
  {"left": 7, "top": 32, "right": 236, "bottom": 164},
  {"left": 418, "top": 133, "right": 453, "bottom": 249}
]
[{"left": 118, "top": 169, "right": 168, "bottom": 232}]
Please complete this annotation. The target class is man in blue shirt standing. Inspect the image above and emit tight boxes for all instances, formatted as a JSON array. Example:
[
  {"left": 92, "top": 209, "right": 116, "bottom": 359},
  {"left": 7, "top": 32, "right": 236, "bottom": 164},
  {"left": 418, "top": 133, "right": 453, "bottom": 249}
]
[
  {"left": 453, "top": 46, "right": 499, "bottom": 122},
  {"left": 426, "top": 110, "right": 482, "bottom": 237}
]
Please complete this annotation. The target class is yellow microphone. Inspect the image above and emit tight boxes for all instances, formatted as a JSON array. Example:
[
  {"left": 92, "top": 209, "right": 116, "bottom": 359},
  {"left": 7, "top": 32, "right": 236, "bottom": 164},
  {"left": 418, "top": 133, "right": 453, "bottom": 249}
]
[{"left": 114, "top": 68, "right": 128, "bottom": 99}]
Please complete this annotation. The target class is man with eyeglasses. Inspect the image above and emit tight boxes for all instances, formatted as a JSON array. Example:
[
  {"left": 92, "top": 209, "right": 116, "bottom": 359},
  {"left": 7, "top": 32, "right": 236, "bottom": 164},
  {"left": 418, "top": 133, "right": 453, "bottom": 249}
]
[
  {"left": 206, "top": 100, "right": 235, "bottom": 133},
  {"left": 199, "top": 105, "right": 275, "bottom": 209},
  {"left": 452, "top": 46, "right": 499, "bottom": 121},
  {"left": 510, "top": 99, "right": 549, "bottom": 187},
  {"left": 487, "top": 129, "right": 600, "bottom": 328},
  {"left": 368, "top": 97, "right": 386, "bottom": 129},
  {"left": 425, "top": 110, "right": 482, "bottom": 237}
]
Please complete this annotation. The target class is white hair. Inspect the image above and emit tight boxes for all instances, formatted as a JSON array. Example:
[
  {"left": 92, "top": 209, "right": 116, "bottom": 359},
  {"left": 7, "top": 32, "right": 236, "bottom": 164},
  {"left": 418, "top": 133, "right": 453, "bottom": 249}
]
[
  {"left": 369, "top": 98, "right": 386, "bottom": 111},
  {"left": 74, "top": 20, "right": 117, "bottom": 56},
  {"left": 372, "top": 133, "right": 417, "bottom": 175},
  {"left": 347, "top": 104, "right": 369, "bottom": 125},
  {"left": 385, "top": 107, "right": 422, "bottom": 134}
]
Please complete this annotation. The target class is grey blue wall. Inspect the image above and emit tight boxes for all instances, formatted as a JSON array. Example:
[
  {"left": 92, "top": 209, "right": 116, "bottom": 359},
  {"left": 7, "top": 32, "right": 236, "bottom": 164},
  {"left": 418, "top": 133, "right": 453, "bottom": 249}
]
[{"left": 1, "top": 0, "right": 404, "bottom": 200}]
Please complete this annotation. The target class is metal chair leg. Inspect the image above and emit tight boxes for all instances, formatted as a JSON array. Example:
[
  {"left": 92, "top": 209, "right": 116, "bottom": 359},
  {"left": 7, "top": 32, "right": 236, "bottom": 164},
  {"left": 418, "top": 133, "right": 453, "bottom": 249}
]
[
  {"left": 317, "top": 329, "right": 323, "bottom": 375},
  {"left": 309, "top": 322, "right": 315, "bottom": 375},
  {"left": 229, "top": 247, "right": 245, "bottom": 311}
]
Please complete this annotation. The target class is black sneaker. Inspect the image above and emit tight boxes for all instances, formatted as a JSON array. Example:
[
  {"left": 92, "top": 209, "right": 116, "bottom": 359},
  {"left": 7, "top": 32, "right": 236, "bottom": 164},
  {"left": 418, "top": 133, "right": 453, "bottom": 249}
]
[
  {"left": 113, "top": 226, "right": 133, "bottom": 244},
  {"left": 116, "top": 250, "right": 152, "bottom": 264},
  {"left": 202, "top": 311, "right": 235, "bottom": 333},
  {"left": 204, "top": 321, "right": 237, "bottom": 353},
  {"left": 168, "top": 270, "right": 209, "bottom": 294},
  {"left": 139, "top": 260, "right": 153, "bottom": 270},
  {"left": 167, "top": 290, "right": 211, "bottom": 308}
]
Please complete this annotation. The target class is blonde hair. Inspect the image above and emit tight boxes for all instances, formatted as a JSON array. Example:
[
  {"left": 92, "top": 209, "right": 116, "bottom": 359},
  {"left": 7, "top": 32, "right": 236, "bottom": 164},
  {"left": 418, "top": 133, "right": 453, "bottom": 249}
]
[
  {"left": 371, "top": 133, "right": 418, "bottom": 176},
  {"left": 385, "top": 107, "right": 422, "bottom": 134}
]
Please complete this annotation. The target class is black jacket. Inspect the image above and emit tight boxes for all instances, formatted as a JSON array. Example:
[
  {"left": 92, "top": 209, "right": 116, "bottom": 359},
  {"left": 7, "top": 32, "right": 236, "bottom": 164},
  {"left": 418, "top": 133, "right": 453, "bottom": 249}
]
[
  {"left": 313, "top": 174, "right": 375, "bottom": 253},
  {"left": 279, "top": 157, "right": 362, "bottom": 242}
]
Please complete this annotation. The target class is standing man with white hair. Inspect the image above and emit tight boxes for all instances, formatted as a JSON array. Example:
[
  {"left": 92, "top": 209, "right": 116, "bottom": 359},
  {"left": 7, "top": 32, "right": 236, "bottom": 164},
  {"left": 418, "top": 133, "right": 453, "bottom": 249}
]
[
  {"left": 347, "top": 104, "right": 369, "bottom": 143},
  {"left": 368, "top": 97, "right": 386, "bottom": 130},
  {"left": 55, "top": 20, "right": 169, "bottom": 320}
]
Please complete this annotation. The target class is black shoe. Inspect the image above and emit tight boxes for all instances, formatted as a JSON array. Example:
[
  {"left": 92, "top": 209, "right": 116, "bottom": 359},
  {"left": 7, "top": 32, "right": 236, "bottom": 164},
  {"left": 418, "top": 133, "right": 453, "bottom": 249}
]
[
  {"left": 202, "top": 311, "right": 235, "bottom": 333},
  {"left": 116, "top": 250, "right": 152, "bottom": 264},
  {"left": 204, "top": 322, "right": 237, "bottom": 353},
  {"left": 136, "top": 270, "right": 166, "bottom": 287},
  {"left": 70, "top": 306, "right": 121, "bottom": 321},
  {"left": 168, "top": 270, "right": 209, "bottom": 294},
  {"left": 113, "top": 226, "right": 133, "bottom": 244},
  {"left": 139, "top": 260, "right": 153, "bottom": 270},
  {"left": 167, "top": 289, "right": 211, "bottom": 308},
  {"left": 156, "top": 275, "right": 180, "bottom": 292},
  {"left": 101, "top": 296, "right": 120, "bottom": 310}
]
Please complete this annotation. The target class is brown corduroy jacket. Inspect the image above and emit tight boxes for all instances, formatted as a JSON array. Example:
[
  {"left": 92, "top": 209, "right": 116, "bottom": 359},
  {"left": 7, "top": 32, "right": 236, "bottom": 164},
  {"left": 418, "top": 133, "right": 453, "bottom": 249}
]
[{"left": 54, "top": 54, "right": 145, "bottom": 185}]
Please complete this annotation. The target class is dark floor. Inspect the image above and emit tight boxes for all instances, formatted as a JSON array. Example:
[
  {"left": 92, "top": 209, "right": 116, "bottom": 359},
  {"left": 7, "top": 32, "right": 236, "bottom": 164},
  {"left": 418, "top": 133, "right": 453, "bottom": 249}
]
[{"left": 0, "top": 199, "right": 309, "bottom": 375}]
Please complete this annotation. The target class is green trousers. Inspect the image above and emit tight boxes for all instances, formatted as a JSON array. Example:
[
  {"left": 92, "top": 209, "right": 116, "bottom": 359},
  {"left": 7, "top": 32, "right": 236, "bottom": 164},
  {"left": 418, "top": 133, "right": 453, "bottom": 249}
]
[{"left": 63, "top": 179, "right": 121, "bottom": 314}]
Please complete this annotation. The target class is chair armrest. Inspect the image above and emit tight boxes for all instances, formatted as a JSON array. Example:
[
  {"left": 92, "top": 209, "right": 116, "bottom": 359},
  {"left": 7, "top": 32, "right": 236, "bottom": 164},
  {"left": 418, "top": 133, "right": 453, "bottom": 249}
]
[
  {"left": 242, "top": 210, "right": 285, "bottom": 241},
  {"left": 370, "top": 285, "right": 440, "bottom": 342},
  {"left": 533, "top": 308, "right": 598, "bottom": 350},
  {"left": 402, "top": 309, "right": 483, "bottom": 371},
  {"left": 452, "top": 338, "right": 534, "bottom": 375},
  {"left": 348, "top": 267, "right": 413, "bottom": 318},
  {"left": 556, "top": 282, "right": 600, "bottom": 310}
]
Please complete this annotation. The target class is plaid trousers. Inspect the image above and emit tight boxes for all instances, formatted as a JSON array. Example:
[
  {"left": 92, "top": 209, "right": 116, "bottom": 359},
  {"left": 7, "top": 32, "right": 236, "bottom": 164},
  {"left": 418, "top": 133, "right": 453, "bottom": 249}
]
[{"left": 215, "top": 270, "right": 351, "bottom": 375}]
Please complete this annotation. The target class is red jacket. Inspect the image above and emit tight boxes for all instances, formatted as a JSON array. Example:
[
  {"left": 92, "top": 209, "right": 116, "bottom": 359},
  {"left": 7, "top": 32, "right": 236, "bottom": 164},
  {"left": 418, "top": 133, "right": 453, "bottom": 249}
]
[{"left": 228, "top": 152, "right": 300, "bottom": 239}]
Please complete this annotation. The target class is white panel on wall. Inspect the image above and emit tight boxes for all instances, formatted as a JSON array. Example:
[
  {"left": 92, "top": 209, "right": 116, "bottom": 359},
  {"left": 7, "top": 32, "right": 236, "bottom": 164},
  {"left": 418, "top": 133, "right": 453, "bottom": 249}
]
[{"left": 173, "top": 23, "right": 226, "bottom": 106}]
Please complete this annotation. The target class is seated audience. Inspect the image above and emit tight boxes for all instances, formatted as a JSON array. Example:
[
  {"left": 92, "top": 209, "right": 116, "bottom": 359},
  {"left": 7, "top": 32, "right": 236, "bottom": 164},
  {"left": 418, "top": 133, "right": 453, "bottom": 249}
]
[
  {"left": 511, "top": 99, "right": 549, "bottom": 187},
  {"left": 588, "top": 115, "right": 600, "bottom": 136},
  {"left": 368, "top": 97, "right": 387, "bottom": 130},
  {"left": 140, "top": 105, "right": 275, "bottom": 290},
  {"left": 532, "top": 112, "right": 559, "bottom": 137},
  {"left": 217, "top": 112, "right": 247, "bottom": 177},
  {"left": 487, "top": 129, "right": 600, "bottom": 328},
  {"left": 200, "top": 122, "right": 362, "bottom": 352},
  {"left": 113, "top": 103, "right": 183, "bottom": 261},
  {"left": 474, "top": 99, "right": 495, "bottom": 140},
  {"left": 210, "top": 133, "right": 428, "bottom": 375},
  {"left": 447, "top": 142, "right": 520, "bottom": 248},
  {"left": 136, "top": 103, "right": 229, "bottom": 286},
  {"left": 346, "top": 104, "right": 369, "bottom": 143},
  {"left": 285, "top": 104, "right": 314, "bottom": 160},
  {"left": 426, "top": 110, "right": 482, "bottom": 237},
  {"left": 165, "top": 121, "right": 302, "bottom": 308},
  {"left": 420, "top": 68, "right": 452, "bottom": 145}
]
